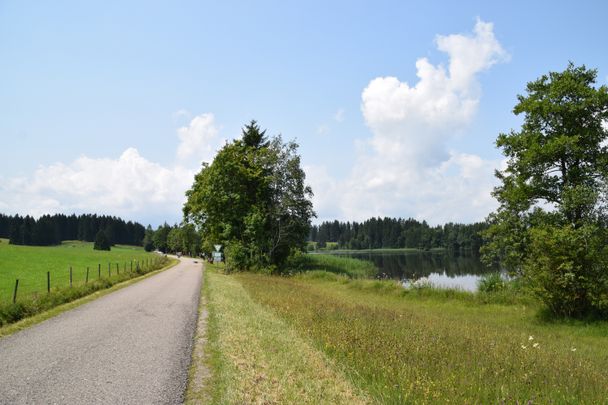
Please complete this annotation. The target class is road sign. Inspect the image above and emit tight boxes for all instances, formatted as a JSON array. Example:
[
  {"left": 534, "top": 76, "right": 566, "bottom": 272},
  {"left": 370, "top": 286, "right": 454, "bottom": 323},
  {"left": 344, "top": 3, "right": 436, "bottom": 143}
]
[{"left": 214, "top": 244, "right": 222, "bottom": 252}]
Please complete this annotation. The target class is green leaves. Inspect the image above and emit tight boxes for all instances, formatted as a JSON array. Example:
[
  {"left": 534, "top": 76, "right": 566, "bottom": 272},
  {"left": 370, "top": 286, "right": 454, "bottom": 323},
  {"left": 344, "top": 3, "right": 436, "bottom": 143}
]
[
  {"left": 184, "top": 121, "right": 315, "bottom": 271},
  {"left": 483, "top": 63, "right": 608, "bottom": 317}
]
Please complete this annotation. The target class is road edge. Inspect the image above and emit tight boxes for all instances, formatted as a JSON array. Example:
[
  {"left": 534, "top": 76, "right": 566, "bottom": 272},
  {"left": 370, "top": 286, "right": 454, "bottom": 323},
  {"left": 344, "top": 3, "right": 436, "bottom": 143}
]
[
  {"left": 185, "top": 263, "right": 211, "bottom": 404},
  {"left": 0, "top": 257, "right": 180, "bottom": 339}
]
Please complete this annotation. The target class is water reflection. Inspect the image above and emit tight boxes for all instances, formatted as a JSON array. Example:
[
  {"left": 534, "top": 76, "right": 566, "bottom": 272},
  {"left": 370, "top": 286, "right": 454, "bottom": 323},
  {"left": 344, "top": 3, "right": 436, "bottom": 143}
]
[{"left": 331, "top": 251, "right": 494, "bottom": 292}]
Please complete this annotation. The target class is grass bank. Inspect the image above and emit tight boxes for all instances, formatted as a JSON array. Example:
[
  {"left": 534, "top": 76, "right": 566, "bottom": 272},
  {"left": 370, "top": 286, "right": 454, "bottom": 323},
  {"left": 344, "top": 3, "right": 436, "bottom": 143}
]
[
  {"left": 189, "top": 263, "right": 369, "bottom": 404},
  {"left": 193, "top": 251, "right": 608, "bottom": 403},
  {"left": 238, "top": 272, "right": 608, "bottom": 403}
]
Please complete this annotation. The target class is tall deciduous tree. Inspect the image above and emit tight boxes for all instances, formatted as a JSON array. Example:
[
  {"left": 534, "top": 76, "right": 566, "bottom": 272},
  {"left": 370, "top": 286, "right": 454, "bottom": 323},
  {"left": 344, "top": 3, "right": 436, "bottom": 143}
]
[
  {"left": 184, "top": 121, "right": 315, "bottom": 271},
  {"left": 482, "top": 63, "right": 608, "bottom": 317}
]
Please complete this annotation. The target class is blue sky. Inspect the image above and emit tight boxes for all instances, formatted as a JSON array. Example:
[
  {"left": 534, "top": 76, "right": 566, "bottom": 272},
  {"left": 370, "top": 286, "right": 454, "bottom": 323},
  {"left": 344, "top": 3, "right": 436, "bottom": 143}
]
[{"left": 1, "top": 1, "right": 607, "bottom": 226}]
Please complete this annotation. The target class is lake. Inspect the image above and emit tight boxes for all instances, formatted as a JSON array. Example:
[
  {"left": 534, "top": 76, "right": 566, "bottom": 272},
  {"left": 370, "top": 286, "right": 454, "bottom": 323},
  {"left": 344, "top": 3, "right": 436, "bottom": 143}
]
[{"left": 329, "top": 251, "right": 494, "bottom": 292}]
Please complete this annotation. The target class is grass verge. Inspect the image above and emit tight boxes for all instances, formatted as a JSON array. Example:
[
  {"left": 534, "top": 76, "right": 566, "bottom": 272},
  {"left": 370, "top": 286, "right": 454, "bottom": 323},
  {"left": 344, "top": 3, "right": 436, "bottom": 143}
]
[
  {"left": 191, "top": 263, "right": 369, "bottom": 404},
  {"left": 0, "top": 257, "right": 178, "bottom": 336}
]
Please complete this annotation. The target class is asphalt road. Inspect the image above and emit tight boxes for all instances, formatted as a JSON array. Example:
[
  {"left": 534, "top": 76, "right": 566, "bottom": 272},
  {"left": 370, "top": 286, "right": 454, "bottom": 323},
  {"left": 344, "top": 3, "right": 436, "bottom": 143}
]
[{"left": 0, "top": 257, "right": 202, "bottom": 404}]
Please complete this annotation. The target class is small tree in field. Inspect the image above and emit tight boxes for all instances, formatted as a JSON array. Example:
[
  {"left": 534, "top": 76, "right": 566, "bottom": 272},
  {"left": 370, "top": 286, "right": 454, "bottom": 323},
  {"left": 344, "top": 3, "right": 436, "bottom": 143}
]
[
  {"left": 482, "top": 63, "right": 608, "bottom": 317},
  {"left": 94, "top": 230, "right": 111, "bottom": 251}
]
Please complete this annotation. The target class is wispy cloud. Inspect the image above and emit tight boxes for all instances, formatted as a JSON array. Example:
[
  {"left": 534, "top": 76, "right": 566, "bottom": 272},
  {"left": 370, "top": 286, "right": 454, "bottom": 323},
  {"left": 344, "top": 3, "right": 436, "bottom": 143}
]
[{"left": 334, "top": 108, "right": 345, "bottom": 123}]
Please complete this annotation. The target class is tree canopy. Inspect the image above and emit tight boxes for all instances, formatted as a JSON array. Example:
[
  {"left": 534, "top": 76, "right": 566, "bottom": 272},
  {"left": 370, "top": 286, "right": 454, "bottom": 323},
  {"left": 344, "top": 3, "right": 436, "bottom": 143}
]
[
  {"left": 482, "top": 63, "right": 608, "bottom": 317},
  {"left": 184, "top": 121, "right": 315, "bottom": 271}
]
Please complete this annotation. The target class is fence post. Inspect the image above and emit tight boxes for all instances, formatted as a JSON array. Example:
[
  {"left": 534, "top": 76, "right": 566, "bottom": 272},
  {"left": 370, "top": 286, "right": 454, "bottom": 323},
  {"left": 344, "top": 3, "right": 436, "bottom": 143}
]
[
  {"left": 116, "top": 263, "right": 119, "bottom": 275},
  {"left": 108, "top": 263, "right": 111, "bottom": 277},
  {"left": 70, "top": 266, "right": 73, "bottom": 287},
  {"left": 130, "top": 261, "right": 133, "bottom": 273},
  {"left": 98, "top": 264, "right": 101, "bottom": 279},
  {"left": 86, "top": 267, "right": 89, "bottom": 284},
  {"left": 47, "top": 271, "right": 50, "bottom": 293},
  {"left": 13, "top": 279, "right": 19, "bottom": 303}
]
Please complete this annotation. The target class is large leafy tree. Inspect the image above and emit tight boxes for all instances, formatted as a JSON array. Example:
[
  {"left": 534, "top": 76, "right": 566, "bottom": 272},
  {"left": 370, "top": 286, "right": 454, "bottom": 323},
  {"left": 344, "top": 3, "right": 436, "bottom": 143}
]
[
  {"left": 184, "top": 121, "right": 315, "bottom": 271},
  {"left": 482, "top": 63, "right": 608, "bottom": 317}
]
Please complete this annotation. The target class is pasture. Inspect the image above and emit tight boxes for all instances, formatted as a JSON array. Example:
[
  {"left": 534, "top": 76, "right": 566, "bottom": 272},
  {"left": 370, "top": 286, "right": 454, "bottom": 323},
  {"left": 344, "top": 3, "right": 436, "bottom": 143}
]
[{"left": 0, "top": 239, "right": 158, "bottom": 303}]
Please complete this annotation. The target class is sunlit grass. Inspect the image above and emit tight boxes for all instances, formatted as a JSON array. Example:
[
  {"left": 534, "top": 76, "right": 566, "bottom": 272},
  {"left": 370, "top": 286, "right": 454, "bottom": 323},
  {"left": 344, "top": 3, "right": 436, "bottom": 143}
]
[
  {"left": 286, "top": 253, "right": 376, "bottom": 278},
  {"left": 199, "top": 263, "right": 369, "bottom": 404},
  {"left": 237, "top": 272, "right": 608, "bottom": 403},
  {"left": 0, "top": 239, "right": 157, "bottom": 302}
]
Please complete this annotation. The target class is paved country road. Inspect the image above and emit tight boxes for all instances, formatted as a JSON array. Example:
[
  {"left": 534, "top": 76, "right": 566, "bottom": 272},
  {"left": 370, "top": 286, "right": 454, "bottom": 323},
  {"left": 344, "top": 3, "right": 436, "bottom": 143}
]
[{"left": 0, "top": 257, "right": 202, "bottom": 405}]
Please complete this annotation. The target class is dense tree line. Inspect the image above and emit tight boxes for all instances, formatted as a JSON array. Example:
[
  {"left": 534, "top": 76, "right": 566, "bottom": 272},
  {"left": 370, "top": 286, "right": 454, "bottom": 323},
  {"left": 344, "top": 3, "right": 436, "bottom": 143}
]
[
  {"left": 309, "top": 218, "right": 487, "bottom": 254},
  {"left": 142, "top": 223, "right": 203, "bottom": 257},
  {"left": 0, "top": 213, "right": 145, "bottom": 247}
]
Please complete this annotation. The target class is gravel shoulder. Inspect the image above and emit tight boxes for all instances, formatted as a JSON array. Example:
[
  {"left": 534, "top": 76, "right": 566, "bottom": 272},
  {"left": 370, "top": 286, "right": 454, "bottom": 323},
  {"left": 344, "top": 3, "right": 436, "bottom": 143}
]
[{"left": 0, "top": 257, "right": 202, "bottom": 404}]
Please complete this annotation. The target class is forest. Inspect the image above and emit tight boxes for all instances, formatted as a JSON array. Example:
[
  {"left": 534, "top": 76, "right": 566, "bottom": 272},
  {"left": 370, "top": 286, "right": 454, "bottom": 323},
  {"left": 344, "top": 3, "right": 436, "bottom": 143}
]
[
  {"left": 0, "top": 213, "right": 146, "bottom": 247},
  {"left": 309, "top": 217, "right": 487, "bottom": 254}
]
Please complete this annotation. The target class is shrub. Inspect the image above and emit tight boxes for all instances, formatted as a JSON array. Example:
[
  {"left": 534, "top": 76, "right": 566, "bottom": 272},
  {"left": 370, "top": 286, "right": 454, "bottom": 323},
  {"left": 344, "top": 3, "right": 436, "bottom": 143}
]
[
  {"left": 525, "top": 224, "right": 608, "bottom": 318},
  {"left": 477, "top": 273, "right": 507, "bottom": 293},
  {"left": 93, "top": 230, "right": 111, "bottom": 251},
  {"left": 224, "top": 242, "right": 248, "bottom": 273}
]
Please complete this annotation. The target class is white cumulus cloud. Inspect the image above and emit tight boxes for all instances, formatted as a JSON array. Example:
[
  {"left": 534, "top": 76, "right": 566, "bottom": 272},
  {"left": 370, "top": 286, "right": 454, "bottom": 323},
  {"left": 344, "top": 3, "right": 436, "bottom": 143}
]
[
  {"left": 176, "top": 113, "right": 220, "bottom": 165},
  {"left": 309, "top": 19, "right": 508, "bottom": 224},
  {"left": 361, "top": 18, "right": 508, "bottom": 167},
  {"left": 0, "top": 112, "right": 221, "bottom": 225}
]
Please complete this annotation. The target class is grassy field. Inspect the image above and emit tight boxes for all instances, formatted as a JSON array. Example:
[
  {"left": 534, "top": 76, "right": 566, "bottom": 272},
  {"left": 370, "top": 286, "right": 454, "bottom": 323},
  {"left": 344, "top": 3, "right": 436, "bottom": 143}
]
[
  {"left": 0, "top": 239, "right": 158, "bottom": 303},
  {"left": 198, "top": 260, "right": 608, "bottom": 404}
]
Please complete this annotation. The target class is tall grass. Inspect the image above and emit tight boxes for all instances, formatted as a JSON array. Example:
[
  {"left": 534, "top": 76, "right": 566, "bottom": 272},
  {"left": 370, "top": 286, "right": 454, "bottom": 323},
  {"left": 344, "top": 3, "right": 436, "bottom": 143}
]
[
  {"left": 237, "top": 272, "right": 608, "bottom": 403},
  {"left": 285, "top": 253, "right": 377, "bottom": 279},
  {"left": 198, "top": 264, "right": 369, "bottom": 404}
]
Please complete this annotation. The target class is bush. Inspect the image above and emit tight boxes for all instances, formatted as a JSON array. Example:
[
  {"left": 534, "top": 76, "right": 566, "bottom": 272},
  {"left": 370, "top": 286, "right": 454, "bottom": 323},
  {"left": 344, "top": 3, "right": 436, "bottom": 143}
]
[
  {"left": 525, "top": 224, "right": 608, "bottom": 318},
  {"left": 93, "top": 230, "right": 111, "bottom": 251},
  {"left": 224, "top": 242, "right": 248, "bottom": 273}
]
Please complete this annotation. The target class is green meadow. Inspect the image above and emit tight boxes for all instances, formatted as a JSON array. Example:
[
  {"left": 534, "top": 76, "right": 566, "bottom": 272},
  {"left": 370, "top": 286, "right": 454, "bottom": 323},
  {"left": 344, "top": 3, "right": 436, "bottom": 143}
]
[
  {"left": 0, "top": 239, "right": 159, "bottom": 303},
  {"left": 196, "top": 258, "right": 608, "bottom": 404}
]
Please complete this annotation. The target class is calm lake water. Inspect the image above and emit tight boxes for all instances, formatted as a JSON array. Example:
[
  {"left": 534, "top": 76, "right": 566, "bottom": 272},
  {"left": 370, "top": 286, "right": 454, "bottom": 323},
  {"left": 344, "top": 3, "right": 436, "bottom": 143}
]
[{"left": 330, "top": 251, "right": 494, "bottom": 292}]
